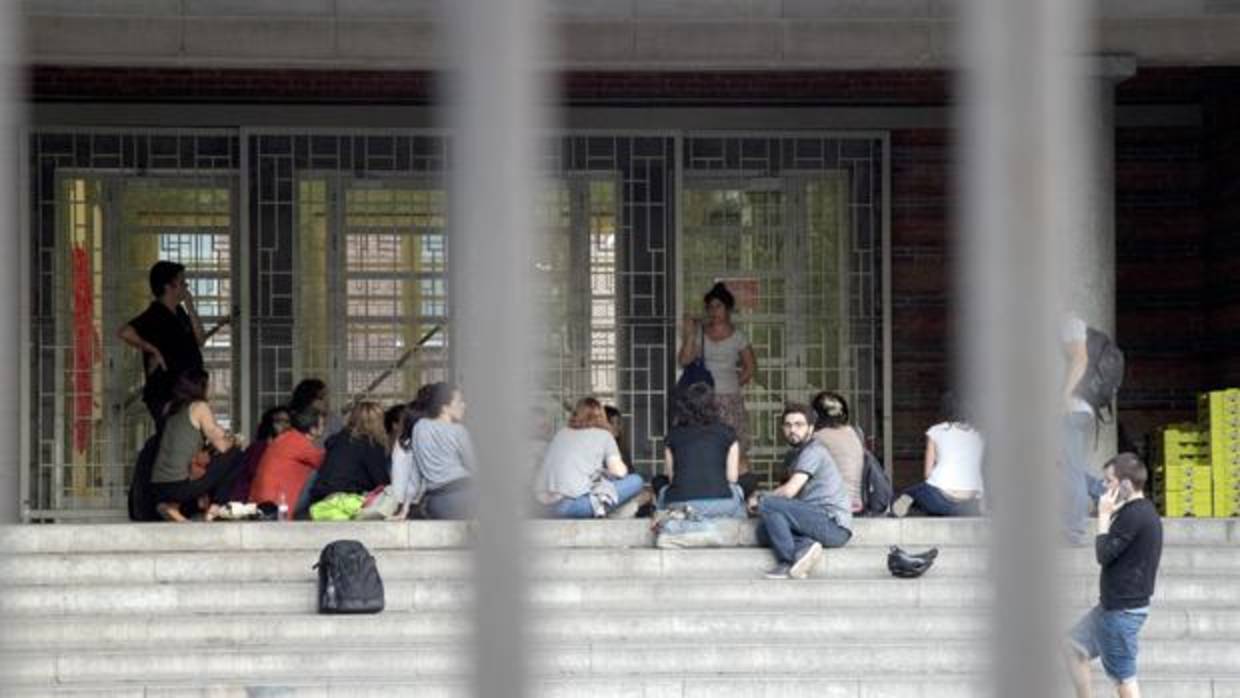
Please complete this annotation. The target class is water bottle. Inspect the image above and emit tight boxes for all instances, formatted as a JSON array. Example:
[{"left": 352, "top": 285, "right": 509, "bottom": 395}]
[{"left": 277, "top": 490, "right": 289, "bottom": 522}]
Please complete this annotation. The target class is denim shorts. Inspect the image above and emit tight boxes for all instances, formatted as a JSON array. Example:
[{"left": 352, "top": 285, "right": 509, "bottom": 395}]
[{"left": 1069, "top": 605, "right": 1148, "bottom": 683}]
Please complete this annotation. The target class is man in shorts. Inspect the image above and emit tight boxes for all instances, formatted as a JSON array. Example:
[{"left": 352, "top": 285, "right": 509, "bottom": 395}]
[{"left": 1064, "top": 453, "right": 1163, "bottom": 697}]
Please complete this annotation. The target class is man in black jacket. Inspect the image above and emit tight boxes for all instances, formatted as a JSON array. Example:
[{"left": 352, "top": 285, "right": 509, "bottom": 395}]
[{"left": 1064, "top": 453, "right": 1163, "bottom": 698}]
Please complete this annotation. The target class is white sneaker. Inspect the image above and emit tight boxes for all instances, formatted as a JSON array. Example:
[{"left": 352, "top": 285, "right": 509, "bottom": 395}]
[
  {"left": 789, "top": 541, "right": 823, "bottom": 579},
  {"left": 892, "top": 494, "right": 914, "bottom": 518}
]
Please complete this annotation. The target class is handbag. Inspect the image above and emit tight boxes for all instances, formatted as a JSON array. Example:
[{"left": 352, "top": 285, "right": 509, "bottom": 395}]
[{"left": 676, "top": 326, "right": 715, "bottom": 389}]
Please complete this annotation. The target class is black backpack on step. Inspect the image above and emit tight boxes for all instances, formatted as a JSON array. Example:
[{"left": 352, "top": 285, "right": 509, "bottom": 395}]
[
  {"left": 860, "top": 449, "right": 894, "bottom": 516},
  {"left": 314, "top": 540, "right": 385, "bottom": 614}
]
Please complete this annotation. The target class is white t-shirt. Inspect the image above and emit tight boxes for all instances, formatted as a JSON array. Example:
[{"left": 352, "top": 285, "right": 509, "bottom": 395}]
[
  {"left": 925, "top": 422, "right": 985, "bottom": 494},
  {"left": 1061, "top": 314, "right": 1095, "bottom": 416},
  {"left": 702, "top": 328, "right": 750, "bottom": 395}
]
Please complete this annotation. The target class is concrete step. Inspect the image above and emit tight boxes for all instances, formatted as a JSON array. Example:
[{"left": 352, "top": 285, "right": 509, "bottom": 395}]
[
  {"left": 2, "top": 517, "right": 1236, "bottom": 554},
  {"left": 5, "top": 545, "right": 1238, "bottom": 586},
  {"left": 2, "top": 576, "right": 1237, "bottom": 617},
  {"left": 3, "top": 677, "right": 1240, "bottom": 698},
  {"left": 3, "top": 676, "right": 1240, "bottom": 698},
  {"left": 5, "top": 608, "right": 1240, "bottom": 651},
  {"left": 4, "top": 642, "right": 1239, "bottom": 686}
]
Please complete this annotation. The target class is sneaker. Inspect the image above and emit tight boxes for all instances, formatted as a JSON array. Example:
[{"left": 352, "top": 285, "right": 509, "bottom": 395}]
[
  {"left": 764, "top": 563, "right": 791, "bottom": 580},
  {"left": 789, "top": 541, "right": 823, "bottom": 579},
  {"left": 892, "top": 494, "right": 914, "bottom": 518}
]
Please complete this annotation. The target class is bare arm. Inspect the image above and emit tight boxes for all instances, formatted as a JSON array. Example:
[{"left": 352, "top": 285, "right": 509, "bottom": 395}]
[
  {"left": 190, "top": 401, "right": 239, "bottom": 453},
  {"left": 117, "top": 324, "right": 167, "bottom": 372},
  {"left": 1063, "top": 340, "right": 1088, "bottom": 406},
  {"left": 181, "top": 289, "right": 206, "bottom": 347},
  {"left": 738, "top": 345, "right": 757, "bottom": 387},
  {"left": 725, "top": 442, "right": 739, "bottom": 483},
  {"left": 677, "top": 316, "right": 700, "bottom": 368},
  {"left": 663, "top": 447, "right": 675, "bottom": 481},
  {"left": 770, "top": 472, "right": 810, "bottom": 499},
  {"left": 604, "top": 454, "right": 628, "bottom": 479},
  {"left": 923, "top": 438, "right": 937, "bottom": 481}
]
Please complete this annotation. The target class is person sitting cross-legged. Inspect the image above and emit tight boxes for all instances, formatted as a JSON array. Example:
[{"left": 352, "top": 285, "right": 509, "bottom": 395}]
[
  {"left": 656, "top": 383, "right": 746, "bottom": 519},
  {"left": 536, "top": 397, "right": 645, "bottom": 519},
  {"left": 750, "top": 396, "right": 854, "bottom": 579}
]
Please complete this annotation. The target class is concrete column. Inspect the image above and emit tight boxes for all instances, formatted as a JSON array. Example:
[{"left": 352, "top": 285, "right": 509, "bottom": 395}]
[
  {"left": 0, "top": 0, "right": 20, "bottom": 523},
  {"left": 1067, "top": 54, "right": 1136, "bottom": 466}
]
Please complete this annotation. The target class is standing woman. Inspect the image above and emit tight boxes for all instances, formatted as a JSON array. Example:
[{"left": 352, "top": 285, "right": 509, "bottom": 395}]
[
  {"left": 391, "top": 382, "right": 476, "bottom": 520},
  {"left": 678, "top": 282, "right": 757, "bottom": 469}
]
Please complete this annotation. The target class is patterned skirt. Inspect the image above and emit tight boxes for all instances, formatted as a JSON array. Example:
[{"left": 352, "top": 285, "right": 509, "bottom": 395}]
[{"left": 714, "top": 392, "right": 750, "bottom": 458}]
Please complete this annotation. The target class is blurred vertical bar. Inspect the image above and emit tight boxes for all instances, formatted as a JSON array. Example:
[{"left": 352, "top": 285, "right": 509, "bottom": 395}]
[
  {"left": 444, "top": 0, "right": 547, "bottom": 696},
  {"left": 959, "top": 0, "right": 1091, "bottom": 695},
  {"left": 0, "top": 0, "right": 20, "bottom": 524}
]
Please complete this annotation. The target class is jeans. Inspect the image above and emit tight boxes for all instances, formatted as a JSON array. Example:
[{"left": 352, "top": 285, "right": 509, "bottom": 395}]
[
  {"left": 548, "top": 473, "right": 645, "bottom": 519},
  {"left": 903, "top": 482, "right": 981, "bottom": 517},
  {"left": 1069, "top": 605, "right": 1149, "bottom": 682},
  {"left": 423, "top": 478, "right": 476, "bottom": 520},
  {"left": 657, "top": 483, "right": 747, "bottom": 518},
  {"left": 1061, "top": 413, "right": 1105, "bottom": 542},
  {"left": 756, "top": 495, "right": 852, "bottom": 564}
]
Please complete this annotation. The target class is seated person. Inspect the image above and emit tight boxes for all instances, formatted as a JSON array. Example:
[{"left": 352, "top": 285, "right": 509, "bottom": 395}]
[
  {"left": 536, "top": 397, "right": 644, "bottom": 519},
  {"left": 892, "top": 392, "right": 985, "bottom": 517},
  {"left": 810, "top": 391, "right": 866, "bottom": 514},
  {"left": 226, "top": 405, "right": 289, "bottom": 504},
  {"left": 657, "top": 383, "right": 745, "bottom": 518},
  {"left": 308, "top": 401, "right": 391, "bottom": 504},
  {"left": 249, "top": 405, "right": 325, "bottom": 508},
  {"left": 751, "top": 396, "right": 854, "bottom": 579},
  {"left": 150, "top": 369, "right": 246, "bottom": 522},
  {"left": 391, "top": 382, "right": 476, "bottom": 520}
]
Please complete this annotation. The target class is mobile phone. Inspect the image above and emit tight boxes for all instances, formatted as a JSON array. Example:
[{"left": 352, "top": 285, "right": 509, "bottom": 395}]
[{"left": 1116, "top": 480, "right": 1135, "bottom": 503}]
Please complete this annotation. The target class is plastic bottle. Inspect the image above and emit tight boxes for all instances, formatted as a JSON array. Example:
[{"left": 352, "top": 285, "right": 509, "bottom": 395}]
[{"left": 277, "top": 490, "right": 289, "bottom": 522}]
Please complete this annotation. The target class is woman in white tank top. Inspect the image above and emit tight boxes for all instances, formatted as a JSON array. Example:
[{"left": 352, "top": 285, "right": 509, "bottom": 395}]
[{"left": 892, "top": 393, "right": 985, "bottom": 517}]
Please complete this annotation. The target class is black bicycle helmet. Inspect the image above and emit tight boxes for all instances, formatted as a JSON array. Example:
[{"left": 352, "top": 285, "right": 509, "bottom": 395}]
[{"left": 887, "top": 546, "right": 939, "bottom": 578}]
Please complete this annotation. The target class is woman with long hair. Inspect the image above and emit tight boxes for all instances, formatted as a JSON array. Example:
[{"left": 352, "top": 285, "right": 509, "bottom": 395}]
[
  {"left": 391, "top": 382, "right": 476, "bottom": 520},
  {"left": 677, "top": 282, "right": 757, "bottom": 469},
  {"left": 658, "top": 383, "right": 745, "bottom": 518},
  {"left": 536, "top": 397, "right": 645, "bottom": 518},
  {"left": 892, "top": 392, "right": 986, "bottom": 517},
  {"left": 149, "top": 368, "right": 246, "bottom": 521},
  {"left": 309, "top": 401, "right": 391, "bottom": 504}
]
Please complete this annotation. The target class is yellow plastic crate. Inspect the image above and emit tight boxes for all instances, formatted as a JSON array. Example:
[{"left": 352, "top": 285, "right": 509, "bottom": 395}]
[
  {"left": 1163, "top": 489, "right": 1214, "bottom": 517},
  {"left": 1199, "top": 389, "right": 1240, "bottom": 420},
  {"left": 1158, "top": 422, "right": 1208, "bottom": 442},
  {"left": 1213, "top": 490, "right": 1240, "bottom": 517},
  {"left": 1157, "top": 465, "right": 1213, "bottom": 491},
  {"left": 1165, "top": 443, "right": 1211, "bottom": 461}
]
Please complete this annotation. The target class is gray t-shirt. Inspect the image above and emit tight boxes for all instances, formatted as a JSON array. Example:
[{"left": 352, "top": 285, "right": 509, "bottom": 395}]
[
  {"left": 390, "top": 419, "right": 475, "bottom": 504},
  {"left": 702, "top": 329, "right": 750, "bottom": 395},
  {"left": 539, "top": 427, "right": 621, "bottom": 499},
  {"left": 793, "top": 440, "right": 853, "bottom": 532}
]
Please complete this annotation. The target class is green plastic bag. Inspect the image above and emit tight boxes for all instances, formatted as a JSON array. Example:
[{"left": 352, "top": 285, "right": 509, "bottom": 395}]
[{"left": 309, "top": 493, "right": 366, "bottom": 522}]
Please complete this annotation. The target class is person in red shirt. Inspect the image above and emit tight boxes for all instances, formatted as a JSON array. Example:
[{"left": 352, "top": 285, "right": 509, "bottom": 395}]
[{"left": 250, "top": 406, "right": 325, "bottom": 507}]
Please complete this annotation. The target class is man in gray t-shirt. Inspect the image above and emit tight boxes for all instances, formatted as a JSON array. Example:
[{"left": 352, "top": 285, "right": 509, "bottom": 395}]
[{"left": 756, "top": 413, "right": 854, "bottom": 580}]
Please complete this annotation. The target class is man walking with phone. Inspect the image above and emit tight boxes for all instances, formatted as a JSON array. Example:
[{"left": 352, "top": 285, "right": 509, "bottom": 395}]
[{"left": 1064, "top": 453, "right": 1163, "bottom": 698}]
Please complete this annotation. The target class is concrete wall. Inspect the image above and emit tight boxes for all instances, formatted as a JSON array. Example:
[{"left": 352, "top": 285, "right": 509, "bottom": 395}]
[{"left": 20, "top": 0, "right": 1240, "bottom": 70}]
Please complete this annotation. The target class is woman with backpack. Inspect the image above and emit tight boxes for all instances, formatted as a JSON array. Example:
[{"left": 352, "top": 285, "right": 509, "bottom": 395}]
[
  {"left": 149, "top": 368, "right": 246, "bottom": 521},
  {"left": 390, "top": 382, "right": 476, "bottom": 520},
  {"left": 656, "top": 383, "right": 746, "bottom": 518},
  {"left": 810, "top": 391, "right": 866, "bottom": 514},
  {"left": 891, "top": 392, "right": 985, "bottom": 517},
  {"left": 536, "top": 397, "right": 644, "bottom": 518}
]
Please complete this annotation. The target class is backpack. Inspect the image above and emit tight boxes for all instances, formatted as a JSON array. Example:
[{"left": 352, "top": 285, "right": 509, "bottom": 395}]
[
  {"left": 860, "top": 448, "right": 894, "bottom": 516},
  {"left": 1074, "top": 326, "right": 1126, "bottom": 422},
  {"left": 127, "top": 432, "right": 163, "bottom": 522},
  {"left": 314, "top": 540, "right": 385, "bottom": 614}
]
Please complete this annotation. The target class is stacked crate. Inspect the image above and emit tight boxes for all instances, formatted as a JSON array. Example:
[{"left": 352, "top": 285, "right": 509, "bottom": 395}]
[
  {"left": 1201, "top": 389, "right": 1240, "bottom": 517},
  {"left": 1151, "top": 423, "right": 1212, "bottom": 517}
]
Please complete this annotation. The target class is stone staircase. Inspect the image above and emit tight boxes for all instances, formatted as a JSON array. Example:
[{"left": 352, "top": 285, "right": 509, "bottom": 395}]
[{"left": 0, "top": 518, "right": 1237, "bottom": 697}]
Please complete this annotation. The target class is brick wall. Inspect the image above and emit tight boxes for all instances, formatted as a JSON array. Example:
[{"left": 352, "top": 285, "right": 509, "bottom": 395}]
[{"left": 1204, "top": 90, "right": 1240, "bottom": 391}]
